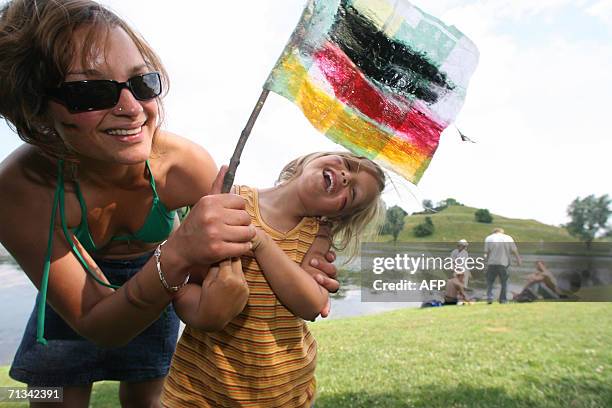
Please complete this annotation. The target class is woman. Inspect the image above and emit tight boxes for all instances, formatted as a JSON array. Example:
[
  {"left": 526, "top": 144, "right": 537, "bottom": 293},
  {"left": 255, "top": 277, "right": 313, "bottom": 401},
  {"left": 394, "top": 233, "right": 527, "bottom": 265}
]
[{"left": 0, "top": 1, "right": 338, "bottom": 406}]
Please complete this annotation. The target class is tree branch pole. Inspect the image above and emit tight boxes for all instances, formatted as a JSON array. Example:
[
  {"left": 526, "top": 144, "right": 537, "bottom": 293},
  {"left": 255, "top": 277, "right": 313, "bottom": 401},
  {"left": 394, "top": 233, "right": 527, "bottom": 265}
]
[{"left": 221, "top": 89, "right": 270, "bottom": 193}]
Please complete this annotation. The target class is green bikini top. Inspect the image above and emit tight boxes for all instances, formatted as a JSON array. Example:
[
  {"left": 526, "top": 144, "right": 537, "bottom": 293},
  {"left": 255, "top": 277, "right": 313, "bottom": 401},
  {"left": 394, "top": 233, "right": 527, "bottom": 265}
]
[
  {"left": 72, "top": 160, "right": 176, "bottom": 254},
  {"left": 36, "top": 159, "right": 176, "bottom": 345}
]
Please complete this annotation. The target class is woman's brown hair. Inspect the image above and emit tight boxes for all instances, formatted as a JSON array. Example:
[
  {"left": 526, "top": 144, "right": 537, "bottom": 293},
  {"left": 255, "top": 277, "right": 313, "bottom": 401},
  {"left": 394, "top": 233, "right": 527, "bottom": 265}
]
[{"left": 0, "top": 0, "right": 169, "bottom": 159}]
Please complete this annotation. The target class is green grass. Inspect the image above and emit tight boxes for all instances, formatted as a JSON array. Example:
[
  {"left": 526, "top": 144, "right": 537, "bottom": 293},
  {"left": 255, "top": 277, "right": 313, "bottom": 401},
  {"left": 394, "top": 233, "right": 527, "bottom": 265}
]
[
  {"left": 380, "top": 205, "right": 577, "bottom": 243},
  {"left": 311, "top": 302, "right": 612, "bottom": 407},
  {"left": 2, "top": 303, "right": 611, "bottom": 407}
]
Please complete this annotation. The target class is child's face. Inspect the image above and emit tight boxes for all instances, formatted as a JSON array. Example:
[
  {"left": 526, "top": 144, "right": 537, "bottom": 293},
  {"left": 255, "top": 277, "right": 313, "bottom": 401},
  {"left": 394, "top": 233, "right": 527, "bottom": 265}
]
[{"left": 297, "top": 155, "right": 380, "bottom": 218}]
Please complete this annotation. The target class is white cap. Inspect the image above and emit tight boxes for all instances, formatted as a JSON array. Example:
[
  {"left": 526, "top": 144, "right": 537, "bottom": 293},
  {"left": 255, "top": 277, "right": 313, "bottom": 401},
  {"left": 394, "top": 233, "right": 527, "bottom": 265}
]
[
  {"left": 458, "top": 239, "right": 468, "bottom": 246},
  {"left": 454, "top": 269, "right": 465, "bottom": 275}
]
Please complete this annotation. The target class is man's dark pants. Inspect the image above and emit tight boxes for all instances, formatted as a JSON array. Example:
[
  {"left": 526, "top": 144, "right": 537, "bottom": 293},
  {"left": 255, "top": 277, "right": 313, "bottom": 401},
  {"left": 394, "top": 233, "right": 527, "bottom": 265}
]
[{"left": 486, "top": 265, "right": 508, "bottom": 303}]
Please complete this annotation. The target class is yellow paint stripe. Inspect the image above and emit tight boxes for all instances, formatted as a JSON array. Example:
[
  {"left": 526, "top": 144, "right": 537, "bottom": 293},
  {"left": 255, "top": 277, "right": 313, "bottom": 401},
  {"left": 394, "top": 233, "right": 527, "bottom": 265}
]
[{"left": 288, "top": 58, "right": 427, "bottom": 182}]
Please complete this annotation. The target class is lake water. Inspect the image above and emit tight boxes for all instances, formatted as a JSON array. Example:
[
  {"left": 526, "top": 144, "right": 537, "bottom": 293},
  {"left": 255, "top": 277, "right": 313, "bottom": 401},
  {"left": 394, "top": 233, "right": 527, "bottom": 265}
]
[{"left": 0, "top": 261, "right": 38, "bottom": 366}]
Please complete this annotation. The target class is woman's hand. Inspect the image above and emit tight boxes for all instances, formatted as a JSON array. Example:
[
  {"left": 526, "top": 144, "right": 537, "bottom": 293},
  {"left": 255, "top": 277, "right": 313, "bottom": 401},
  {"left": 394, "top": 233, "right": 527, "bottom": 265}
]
[
  {"left": 306, "top": 223, "right": 339, "bottom": 294},
  {"left": 308, "top": 251, "right": 338, "bottom": 318},
  {"left": 164, "top": 166, "right": 255, "bottom": 272},
  {"left": 309, "top": 251, "right": 339, "bottom": 292}
]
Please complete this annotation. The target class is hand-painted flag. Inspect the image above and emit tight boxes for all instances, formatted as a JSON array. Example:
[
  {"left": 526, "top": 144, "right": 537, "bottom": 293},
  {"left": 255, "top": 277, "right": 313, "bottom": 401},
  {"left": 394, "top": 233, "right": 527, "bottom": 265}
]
[{"left": 264, "top": 0, "right": 479, "bottom": 183}]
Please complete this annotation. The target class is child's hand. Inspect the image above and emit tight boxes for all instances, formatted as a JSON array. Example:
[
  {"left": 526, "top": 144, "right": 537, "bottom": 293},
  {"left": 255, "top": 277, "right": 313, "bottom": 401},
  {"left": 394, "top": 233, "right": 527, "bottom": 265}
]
[
  {"left": 251, "top": 228, "right": 268, "bottom": 252},
  {"left": 173, "top": 258, "right": 248, "bottom": 331},
  {"left": 202, "top": 258, "right": 249, "bottom": 324}
]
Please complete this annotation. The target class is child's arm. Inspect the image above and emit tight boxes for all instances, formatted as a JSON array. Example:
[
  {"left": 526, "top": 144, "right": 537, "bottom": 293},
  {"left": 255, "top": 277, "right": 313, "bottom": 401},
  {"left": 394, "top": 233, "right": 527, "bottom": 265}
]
[
  {"left": 173, "top": 258, "right": 249, "bottom": 331},
  {"left": 252, "top": 229, "right": 330, "bottom": 321}
]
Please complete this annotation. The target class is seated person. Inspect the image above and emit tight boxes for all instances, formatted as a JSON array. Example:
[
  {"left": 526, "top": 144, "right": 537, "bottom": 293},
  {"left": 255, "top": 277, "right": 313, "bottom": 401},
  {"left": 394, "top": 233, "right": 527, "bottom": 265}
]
[
  {"left": 513, "top": 261, "right": 562, "bottom": 301},
  {"left": 444, "top": 270, "right": 470, "bottom": 305}
]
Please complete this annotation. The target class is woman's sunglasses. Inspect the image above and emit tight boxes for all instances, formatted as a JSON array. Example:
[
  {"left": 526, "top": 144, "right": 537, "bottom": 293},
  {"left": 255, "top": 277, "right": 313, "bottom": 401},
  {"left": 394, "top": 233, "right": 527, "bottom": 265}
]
[{"left": 46, "top": 72, "right": 162, "bottom": 113}]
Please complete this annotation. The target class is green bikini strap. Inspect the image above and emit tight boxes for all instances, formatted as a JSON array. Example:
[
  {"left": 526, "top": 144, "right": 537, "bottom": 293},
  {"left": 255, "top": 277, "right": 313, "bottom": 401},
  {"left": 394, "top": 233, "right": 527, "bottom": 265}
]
[
  {"left": 36, "top": 160, "right": 63, "bottom": 345},
  {"left": 144, "top": 160, "right": 159, "bottom": 199},
  {"left": 36, "top": 160, "right": 120, "bottom": 345}
]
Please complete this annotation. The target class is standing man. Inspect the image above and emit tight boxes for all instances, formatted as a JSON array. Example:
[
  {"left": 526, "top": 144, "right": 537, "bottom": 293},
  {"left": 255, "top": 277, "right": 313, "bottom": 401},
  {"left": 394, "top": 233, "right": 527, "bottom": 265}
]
[
  {"left": 484, "top": 228, "right": 522, "bottom": 304},
  {"left": 451, "top": 239, "right": 471, "bottom": 288}
]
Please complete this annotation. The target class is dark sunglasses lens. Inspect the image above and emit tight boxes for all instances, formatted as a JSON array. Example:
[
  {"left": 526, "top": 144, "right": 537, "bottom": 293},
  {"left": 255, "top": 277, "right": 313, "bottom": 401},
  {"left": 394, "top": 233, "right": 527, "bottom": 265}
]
[
  {"left": 130, "top": 73, "right": 162, "bottom": 100},
  {"left": 65, "top": 82, "right": 118, "bottom": 112}
]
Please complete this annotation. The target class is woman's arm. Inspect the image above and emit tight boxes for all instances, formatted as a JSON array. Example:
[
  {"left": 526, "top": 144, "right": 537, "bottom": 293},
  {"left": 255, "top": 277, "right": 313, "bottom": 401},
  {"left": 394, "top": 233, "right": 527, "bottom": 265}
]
[
  {"left": 251, "top": 229, "right": 330, "bottom": 321},
  {"left": 173, "top": 259, "right": 249, "bottom": 331},
  {"left": 90, "top": 167, "right": 252, "bottom": 345},
  {"left": 0, "top": 144, "right": 253, "bottom": 347}
]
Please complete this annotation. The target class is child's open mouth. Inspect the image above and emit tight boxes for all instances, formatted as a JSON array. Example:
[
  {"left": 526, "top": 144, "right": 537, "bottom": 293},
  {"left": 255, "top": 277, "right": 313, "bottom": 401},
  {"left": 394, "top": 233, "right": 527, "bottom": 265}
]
[{"left": 323, "top": 169, "right": 336, "bottom": 193}]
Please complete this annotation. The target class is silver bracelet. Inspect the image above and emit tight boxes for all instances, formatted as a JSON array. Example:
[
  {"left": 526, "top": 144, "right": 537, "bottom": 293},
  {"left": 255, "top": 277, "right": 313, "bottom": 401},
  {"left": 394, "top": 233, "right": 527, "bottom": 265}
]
[{"left": 154, "top": 240, "right": 189, "bottom": 293}]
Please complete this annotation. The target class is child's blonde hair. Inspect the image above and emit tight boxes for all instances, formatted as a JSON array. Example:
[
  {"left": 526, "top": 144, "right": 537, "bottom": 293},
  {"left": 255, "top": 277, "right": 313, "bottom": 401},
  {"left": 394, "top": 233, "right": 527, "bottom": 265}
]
[{"left": 276, "top": 152, "right": 386, "bottom": 262}]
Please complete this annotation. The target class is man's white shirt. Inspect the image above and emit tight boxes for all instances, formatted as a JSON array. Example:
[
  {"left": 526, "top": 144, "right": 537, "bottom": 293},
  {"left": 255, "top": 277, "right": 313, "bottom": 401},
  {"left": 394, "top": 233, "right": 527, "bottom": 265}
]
[{"left": 484, "top": 233, "right": 517, "bottom": 266}]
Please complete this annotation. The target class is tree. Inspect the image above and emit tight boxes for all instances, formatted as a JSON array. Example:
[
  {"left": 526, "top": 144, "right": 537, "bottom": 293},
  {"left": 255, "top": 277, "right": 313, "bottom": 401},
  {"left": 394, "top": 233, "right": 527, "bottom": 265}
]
[
  {"left": 565, "top": 194, "right": 611, "bottom": 249},
  {"left": 444, "top": 198, "right": 461, "bottom": 206},
  {"left": 413, "top": 216, "right": 435, "bottom": 237},
  {"left": 434, "top": 198, "right": 463, "bottom": 212},
  {"left": 383, "top": 205, "right": 408, "bottom": 242},
  {"left": 422, "top": 199, "right": 434, "bottom": 213},
  {"left": 435, "top": 200, "right": 448, "bottom": 212},
  {"left": 475, "top": 208, "right": 493, "bottom": 223}
]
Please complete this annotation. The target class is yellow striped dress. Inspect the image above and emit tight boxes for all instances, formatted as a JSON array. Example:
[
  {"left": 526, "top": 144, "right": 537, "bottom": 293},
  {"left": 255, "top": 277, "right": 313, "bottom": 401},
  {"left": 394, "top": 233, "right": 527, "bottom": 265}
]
[{"left": 162, "top": 186, "right": 319, "bottom": 407}]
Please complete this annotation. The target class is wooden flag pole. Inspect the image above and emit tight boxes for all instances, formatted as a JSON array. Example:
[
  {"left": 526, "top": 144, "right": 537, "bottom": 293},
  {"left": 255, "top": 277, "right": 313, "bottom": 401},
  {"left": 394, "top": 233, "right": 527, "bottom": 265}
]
[{"left": 221, "top": 89, "right": 270, "bottom": 193}]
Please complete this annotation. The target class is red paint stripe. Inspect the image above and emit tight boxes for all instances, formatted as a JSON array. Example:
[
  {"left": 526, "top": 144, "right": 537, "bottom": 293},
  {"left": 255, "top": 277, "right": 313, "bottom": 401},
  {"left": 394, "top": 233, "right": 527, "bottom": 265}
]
[{"left": 314, "top": 42, "right": 443, "bottom": 155}]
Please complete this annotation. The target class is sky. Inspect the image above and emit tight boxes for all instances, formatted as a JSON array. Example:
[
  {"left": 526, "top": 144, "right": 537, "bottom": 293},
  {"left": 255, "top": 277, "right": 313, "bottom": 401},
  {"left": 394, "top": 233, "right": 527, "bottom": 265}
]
[{"left": 0, "top": 0, "right": 610, "bottom": 227}]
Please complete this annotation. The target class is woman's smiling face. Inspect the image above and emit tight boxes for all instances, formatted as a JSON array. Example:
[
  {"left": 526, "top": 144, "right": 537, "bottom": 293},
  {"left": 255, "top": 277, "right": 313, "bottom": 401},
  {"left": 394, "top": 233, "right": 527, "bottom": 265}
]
[{"left": 47, "top": 25, "right": 159, "bottom": 164}]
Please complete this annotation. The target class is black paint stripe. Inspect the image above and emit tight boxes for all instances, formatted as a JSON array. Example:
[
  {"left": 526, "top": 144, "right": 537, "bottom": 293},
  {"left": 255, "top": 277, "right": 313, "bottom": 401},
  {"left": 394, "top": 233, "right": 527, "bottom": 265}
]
[{"left": 329, "top": 1, "right": 453, "bottom": 103}]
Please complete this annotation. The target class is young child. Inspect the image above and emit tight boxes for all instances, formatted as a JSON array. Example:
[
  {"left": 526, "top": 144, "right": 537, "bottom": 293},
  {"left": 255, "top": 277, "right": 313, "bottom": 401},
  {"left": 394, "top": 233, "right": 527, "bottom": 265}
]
[{"left": 162, "top": 152, "right": 386, "bottom": 407}]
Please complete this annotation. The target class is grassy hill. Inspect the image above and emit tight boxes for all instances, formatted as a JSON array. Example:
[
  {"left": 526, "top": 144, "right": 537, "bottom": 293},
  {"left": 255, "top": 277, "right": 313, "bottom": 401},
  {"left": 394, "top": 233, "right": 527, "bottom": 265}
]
[{"left": 381, "top": 204, "right": 577, "bottom": 243}]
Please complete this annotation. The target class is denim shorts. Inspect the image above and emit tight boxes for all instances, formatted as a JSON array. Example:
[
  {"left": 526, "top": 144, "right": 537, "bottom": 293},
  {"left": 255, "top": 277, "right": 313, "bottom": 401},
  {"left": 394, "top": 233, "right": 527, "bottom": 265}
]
[{"left": 9, "top": 252, "right": 180, "bottom": 386}]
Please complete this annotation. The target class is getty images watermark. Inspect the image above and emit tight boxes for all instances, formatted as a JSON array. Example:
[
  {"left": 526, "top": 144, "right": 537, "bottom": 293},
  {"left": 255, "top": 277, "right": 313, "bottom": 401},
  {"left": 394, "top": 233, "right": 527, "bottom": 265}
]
[
  {"left": 371, "top": 252, "right": 484, "bottom": 291},
  {"left": 360, "top": 242, "right": 612, "bottom": 302}
]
